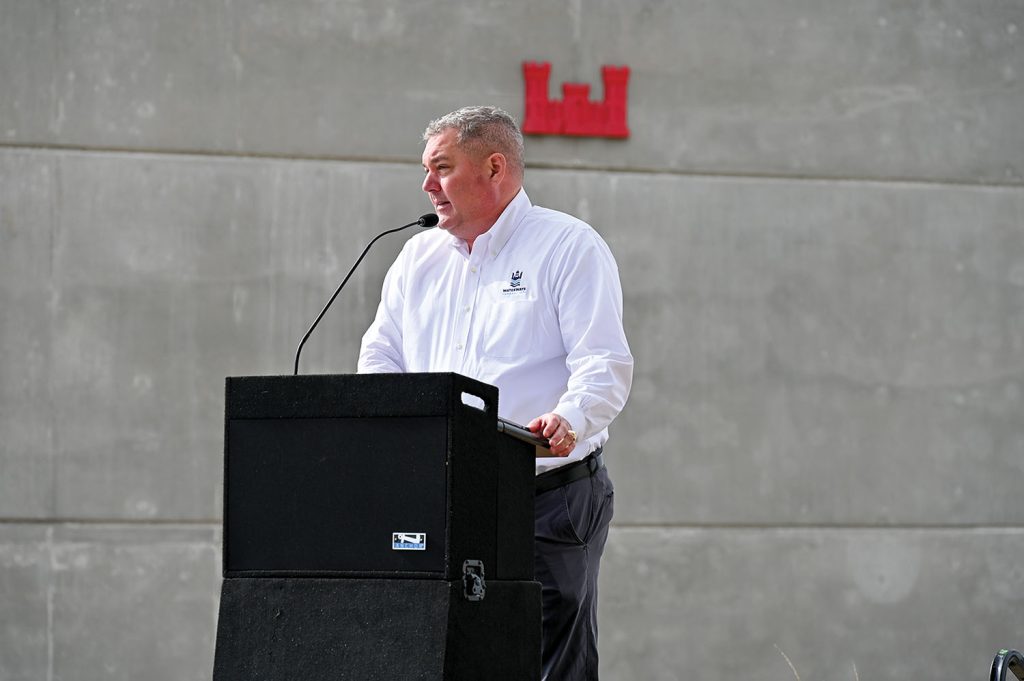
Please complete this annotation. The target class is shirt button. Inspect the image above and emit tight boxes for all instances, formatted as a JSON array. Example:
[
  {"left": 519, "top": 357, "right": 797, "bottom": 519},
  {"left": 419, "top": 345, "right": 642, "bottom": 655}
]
[
  {"left": 470, "top": 266, "right": 477, "bottom": 273},
  {"left": 463, "top": 306, "right": 471, "bottom": 313},
  {"left": 456, "top": 344, "right": 464, "bottom": 350}
]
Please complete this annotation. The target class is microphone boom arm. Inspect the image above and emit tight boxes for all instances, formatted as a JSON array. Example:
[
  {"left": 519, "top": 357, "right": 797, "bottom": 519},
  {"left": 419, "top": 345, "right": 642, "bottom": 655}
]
[{"left": 293, "top": 214, "right": 437, "bottom": 375}]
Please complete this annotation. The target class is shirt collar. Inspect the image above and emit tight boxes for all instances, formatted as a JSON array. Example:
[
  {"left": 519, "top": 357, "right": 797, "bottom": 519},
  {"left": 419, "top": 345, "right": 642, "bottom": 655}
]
[{"left": 447, "top": 188, "right": 532, "bottom": 260}]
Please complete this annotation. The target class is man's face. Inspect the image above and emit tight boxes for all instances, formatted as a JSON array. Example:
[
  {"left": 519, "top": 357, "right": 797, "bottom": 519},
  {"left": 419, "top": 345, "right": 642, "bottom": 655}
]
[{"left": 421, "top": 128, "right": 498, "bottom": 242}]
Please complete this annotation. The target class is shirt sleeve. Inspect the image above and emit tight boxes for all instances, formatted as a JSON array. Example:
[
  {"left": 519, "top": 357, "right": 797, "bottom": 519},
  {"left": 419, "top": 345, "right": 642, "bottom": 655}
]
[
  {"left": 550, "top": 227, "right": 634, "bottom": 441},
  {"left": 357, "top": 246, "right": 408, "bottom": 374}
]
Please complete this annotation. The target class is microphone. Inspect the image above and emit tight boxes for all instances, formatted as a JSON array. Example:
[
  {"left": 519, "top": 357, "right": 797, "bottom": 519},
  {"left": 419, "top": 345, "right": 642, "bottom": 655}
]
[{"left": 293, "top": 213, "right": 438, "bottom": 375}]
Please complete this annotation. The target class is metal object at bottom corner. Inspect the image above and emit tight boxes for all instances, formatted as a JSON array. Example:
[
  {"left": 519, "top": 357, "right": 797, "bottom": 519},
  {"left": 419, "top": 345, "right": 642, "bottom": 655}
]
[
  {"left": 992, "top": 649, "right": 1024, "bottom": 681},
  {"left": 462, "top": 559, "right": 486, "bottom": 602}
]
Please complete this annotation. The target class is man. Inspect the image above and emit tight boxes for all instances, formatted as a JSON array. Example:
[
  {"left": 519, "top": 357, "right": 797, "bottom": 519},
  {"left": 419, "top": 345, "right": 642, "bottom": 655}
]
[{"left": 358, "top": 105, "right": 633, "bottom": 680}]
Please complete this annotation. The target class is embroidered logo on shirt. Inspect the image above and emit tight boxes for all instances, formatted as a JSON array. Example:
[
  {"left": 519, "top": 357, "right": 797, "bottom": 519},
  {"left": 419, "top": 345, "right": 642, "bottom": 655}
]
[{"left": 502, "top": 270, "right": 527, "bottom": 296}]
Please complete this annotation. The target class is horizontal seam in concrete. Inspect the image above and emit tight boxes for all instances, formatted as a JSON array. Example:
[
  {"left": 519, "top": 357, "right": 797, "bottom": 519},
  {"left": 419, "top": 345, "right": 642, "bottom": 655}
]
[
  {"left": 3, "top": 519, "right": 1024, "bottom": 532},
  {"left": 611, "top": 522, "right": 1024, "bottom": 531},
  {"left": 0, "top": 518, "right": 220, "bottom": 526},
  {"left": 2, "top": 142, "right": 1022, "bottom": 191}
]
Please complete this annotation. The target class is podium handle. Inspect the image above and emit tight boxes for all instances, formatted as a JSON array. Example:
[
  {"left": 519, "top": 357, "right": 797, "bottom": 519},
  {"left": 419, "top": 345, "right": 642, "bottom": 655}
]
[{"left": 459, "top": 390, "right": 493, "bottom": 415}]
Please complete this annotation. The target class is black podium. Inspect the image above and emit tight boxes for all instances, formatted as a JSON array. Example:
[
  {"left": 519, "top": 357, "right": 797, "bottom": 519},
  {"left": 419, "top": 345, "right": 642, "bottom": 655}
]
[{"left": 213, "top": 373, "right": 541, "bottom": 680}]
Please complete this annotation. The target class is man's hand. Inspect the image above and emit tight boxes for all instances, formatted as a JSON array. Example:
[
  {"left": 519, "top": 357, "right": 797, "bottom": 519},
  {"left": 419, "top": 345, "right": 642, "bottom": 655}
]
[{"left": 527, "top": 412, "right": 577, "bottom": 457}]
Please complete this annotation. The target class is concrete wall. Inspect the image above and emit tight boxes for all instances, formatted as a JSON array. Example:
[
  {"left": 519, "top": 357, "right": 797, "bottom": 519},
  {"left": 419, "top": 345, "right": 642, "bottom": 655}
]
[{"left": 2, "top": 0, "right": 1022, "bottom": 679}]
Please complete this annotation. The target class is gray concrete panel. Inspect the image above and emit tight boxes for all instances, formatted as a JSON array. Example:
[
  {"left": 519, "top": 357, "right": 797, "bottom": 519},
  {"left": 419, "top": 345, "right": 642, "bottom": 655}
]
[
  {"left": 526, "top": 171, "right": 1024, "bottom": 525},
  {"left": 2, "top": 148, "right": 1022, "bottom": 524},
  {"left": 0, "top": 1, "right": 56, "bottom": 144},
  {"left": 556, "top": 0, "right": 1024, "bottom": 183},
  {"left": 0, "top": 153, "right": 56, "bottom": 518},
  {"left": 599, "top": 527, "right": 1024, "bottom": 680},
  {"left": 0, "top": 524, "right": 220, "bottom": 681},
  {"left": 49, "top": 525, "right": 220, "bottom": 680},
  {"left": 226, "top": 2, "right": 575, "bottom": 163},
  {"left": 2, "top": 0, "right": 1021, "bottom": 183},
  {"left": 0, "top": 526, "right": 51, "bottom": 680},
  {"left": 41, "top": 0, "right": 240, "bottom": 152},
  {"left": 12, "top": 150, "right": 428, "bottom": 519},
  {"left": 16, "top": 0, "right": 573, "bottom": 159}
]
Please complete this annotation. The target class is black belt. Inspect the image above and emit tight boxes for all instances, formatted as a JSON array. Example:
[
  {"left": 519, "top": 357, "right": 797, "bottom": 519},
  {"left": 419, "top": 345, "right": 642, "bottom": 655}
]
[{"left": 535, "top": 449, "right": 604, "bottom": 494}]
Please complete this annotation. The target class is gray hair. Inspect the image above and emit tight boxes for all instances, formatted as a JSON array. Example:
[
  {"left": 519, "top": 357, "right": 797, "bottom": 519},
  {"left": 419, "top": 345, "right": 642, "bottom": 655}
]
[{"left": 423, "top": 106, "right": 525, "bottom": 176}]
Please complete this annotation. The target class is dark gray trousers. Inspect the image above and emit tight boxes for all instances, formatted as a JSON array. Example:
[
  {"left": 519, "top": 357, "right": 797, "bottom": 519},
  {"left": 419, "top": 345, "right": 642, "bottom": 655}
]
[{"left": 534, "top": 465, "right": 615, "bottom": 681}]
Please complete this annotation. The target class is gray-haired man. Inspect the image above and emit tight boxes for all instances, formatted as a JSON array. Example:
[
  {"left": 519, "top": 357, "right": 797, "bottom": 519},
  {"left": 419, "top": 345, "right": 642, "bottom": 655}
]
[{"left": 359, "top": 106, "right": 633, "bottom": 680}]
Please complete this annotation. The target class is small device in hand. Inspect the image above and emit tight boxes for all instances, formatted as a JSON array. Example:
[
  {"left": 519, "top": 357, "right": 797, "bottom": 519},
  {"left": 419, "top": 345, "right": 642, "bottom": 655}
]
[{"left": 497, "top": 417, "right": 550, "bottom": 456}]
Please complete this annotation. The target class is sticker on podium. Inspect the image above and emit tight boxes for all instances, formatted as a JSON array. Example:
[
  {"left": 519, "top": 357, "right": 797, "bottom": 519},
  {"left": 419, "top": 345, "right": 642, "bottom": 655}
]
[{"left": 392, "top": 532, "right": 427, "bottom": 551}]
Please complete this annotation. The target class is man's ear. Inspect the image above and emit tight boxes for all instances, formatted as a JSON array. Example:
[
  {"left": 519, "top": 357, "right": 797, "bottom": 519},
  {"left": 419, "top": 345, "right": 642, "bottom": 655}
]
[{"left": 487, "top": 153, "right": 506, "bottom": 181}]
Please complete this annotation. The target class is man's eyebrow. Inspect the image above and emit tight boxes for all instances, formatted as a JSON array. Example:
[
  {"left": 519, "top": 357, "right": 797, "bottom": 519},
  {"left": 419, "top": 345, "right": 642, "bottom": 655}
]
[{"left": 424, "top": 153, "right": 451, "bottom": 166}]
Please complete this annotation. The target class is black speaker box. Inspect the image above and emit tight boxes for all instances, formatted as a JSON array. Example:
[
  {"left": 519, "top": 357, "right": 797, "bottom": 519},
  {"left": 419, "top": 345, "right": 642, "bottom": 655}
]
[
  {"left": 223, "top": 373, "right": 536, "bottom": 581},
  {"left": 213, "top": 577, "right": 541, "bottom": 681}
]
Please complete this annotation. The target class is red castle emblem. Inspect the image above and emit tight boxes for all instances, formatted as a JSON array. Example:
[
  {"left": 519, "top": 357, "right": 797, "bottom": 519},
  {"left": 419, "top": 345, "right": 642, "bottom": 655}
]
[{"left": 522, "top": 61, "right": 630, "bottom": 139}]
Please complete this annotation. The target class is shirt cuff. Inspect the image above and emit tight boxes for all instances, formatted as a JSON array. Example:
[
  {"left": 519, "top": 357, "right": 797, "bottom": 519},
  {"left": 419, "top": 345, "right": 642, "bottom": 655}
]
[{"left": 554, "top": 404, "right": 587, "bottom": 442}]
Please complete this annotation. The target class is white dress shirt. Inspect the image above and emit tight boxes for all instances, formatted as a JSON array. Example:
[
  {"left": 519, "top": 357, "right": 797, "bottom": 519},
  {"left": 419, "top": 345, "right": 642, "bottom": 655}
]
[{"left": 358, "top": 188, "right": 633, "bottom": 474}]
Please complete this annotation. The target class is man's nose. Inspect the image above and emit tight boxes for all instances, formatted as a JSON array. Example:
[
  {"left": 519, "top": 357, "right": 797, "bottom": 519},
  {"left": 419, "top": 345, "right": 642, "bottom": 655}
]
[{"left": 422, "top": 171, "right": 439, "bottom": 193}]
